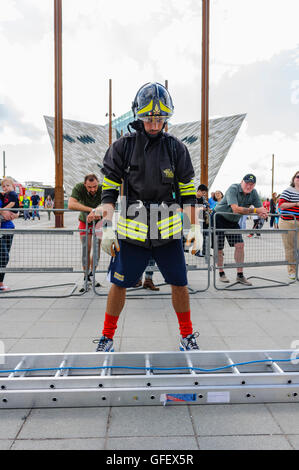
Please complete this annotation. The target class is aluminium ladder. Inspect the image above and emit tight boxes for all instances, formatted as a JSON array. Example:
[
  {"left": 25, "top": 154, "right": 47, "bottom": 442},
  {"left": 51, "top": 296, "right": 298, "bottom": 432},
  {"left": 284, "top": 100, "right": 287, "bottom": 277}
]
[{"left": 0, "top": 350, "right": 299, "bottom": 408}]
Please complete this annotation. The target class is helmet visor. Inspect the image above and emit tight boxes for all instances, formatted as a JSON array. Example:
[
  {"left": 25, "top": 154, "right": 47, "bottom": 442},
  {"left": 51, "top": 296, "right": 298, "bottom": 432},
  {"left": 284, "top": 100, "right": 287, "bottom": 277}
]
[{"left": 138, "top": 115, "right": 169, "bottom": 123}]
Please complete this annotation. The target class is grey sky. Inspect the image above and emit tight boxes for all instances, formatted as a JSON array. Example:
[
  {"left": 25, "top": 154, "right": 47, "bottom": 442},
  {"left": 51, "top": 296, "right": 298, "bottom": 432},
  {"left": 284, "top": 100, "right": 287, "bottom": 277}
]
[
  {"left": 210, "top": 47, "right": 299, "bottom": 137},
  {"left": 0, "top": 0, "right": 299, "bottom": 196}
]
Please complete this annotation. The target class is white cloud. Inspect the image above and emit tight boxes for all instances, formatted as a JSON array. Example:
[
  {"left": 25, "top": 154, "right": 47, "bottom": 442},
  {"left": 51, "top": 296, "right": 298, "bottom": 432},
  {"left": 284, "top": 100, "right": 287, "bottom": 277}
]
[
  {"left": 1, "top": 0, "right": 299, "bottom": 189},
  {"left": 210, "top": 0, "right": 299, "bottom": 83},
  {"left": 211, "top": 123, "right": 299, "bottom": 197},
  {"left": 0, "top": 0, "right": 22, "bottom": 22}
]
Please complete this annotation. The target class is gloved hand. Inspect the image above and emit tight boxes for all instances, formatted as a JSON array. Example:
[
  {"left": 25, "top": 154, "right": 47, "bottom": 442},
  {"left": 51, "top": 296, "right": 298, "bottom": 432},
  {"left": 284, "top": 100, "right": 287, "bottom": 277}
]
[
  {"left": 101, "top": 226, "right": 120, "bottom": 257},
  {"left": 186, "top": 224, "right": 203, "bottom": 255}
]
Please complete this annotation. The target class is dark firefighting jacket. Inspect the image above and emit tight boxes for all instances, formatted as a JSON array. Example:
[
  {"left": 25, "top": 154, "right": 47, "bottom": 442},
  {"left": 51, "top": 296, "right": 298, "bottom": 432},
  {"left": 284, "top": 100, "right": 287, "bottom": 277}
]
[{"left": 101, "top": 121, "right": 196, "bottom": 248}]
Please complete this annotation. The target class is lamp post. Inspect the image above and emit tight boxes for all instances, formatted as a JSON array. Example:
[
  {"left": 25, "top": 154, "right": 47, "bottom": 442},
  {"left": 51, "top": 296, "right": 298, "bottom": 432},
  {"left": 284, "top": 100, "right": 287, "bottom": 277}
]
[
  {"left": 54, "top": 0, "right": 64, "bottom": 228},
  {"left": 106, "top": 79, "right": 115, "bottom": 146},
  {"left": 200, "top": 0, "right": 210, "bottom": 187}
]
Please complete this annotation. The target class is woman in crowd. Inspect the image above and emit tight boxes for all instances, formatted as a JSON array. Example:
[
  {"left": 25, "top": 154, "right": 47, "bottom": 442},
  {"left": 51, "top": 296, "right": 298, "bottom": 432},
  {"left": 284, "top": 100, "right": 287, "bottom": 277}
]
[
  {"left": 213, "top": 190, "right": 224, "bottom": 205},
  {"left": 270, "top": 192, "right": 278, "bottom": 229},
  {"left": 44, "top": 195, "right": 54, "bottom": 221},
  {"left": 278, "top": 171, "right": 299, "bottom": 281},
  {"left": 0, "top": 178, "right": 19, "bottom": 291}
]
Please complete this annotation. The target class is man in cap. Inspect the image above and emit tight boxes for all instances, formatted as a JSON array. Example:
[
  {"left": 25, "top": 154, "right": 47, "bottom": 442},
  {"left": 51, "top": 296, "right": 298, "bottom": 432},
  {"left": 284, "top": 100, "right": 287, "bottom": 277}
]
[{"left": 213, "top": 174, "right": 268, "bottom": 285}]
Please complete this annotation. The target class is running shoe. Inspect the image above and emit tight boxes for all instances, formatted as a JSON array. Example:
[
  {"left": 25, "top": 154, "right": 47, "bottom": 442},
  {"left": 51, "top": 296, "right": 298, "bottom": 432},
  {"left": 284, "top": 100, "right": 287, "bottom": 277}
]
[
  {"left": 180, "top": 332, "right": 200, "bottom": 351},
  {"left": 94, "top": 336, "right": 114, "bottom": 352}
]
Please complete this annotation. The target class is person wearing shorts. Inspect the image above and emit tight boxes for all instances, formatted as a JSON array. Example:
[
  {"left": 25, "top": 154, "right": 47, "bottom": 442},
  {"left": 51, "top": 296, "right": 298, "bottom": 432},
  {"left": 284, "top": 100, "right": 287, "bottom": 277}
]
[
  {"left": 92, "top": 82, "right": 202, "bottom": 352},
  {"left": 214, "top": 174, "right": 267, "bottom": 285},
  {"left": 68, "top": 174, "right": 103, "bottom": 291}
]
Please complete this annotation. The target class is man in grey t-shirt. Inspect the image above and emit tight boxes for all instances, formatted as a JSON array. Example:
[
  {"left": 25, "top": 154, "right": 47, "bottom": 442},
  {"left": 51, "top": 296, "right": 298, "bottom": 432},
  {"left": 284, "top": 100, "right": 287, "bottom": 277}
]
[{"left": 214, "top": 174, "right": 268, "bottom": 285}]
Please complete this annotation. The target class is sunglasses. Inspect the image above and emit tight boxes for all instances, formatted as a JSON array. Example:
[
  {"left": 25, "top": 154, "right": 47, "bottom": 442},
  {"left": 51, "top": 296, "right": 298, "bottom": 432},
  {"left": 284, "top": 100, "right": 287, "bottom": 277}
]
[{"left": 295, "top": 175, "right": 299, "bottom": 179}]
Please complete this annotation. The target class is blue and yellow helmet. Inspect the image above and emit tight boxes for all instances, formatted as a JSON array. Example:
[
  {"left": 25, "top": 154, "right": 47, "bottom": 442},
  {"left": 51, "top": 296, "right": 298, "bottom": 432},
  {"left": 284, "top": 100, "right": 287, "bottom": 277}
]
[{"left": 132, "top": 82, "right": 174, "bottom": 121}]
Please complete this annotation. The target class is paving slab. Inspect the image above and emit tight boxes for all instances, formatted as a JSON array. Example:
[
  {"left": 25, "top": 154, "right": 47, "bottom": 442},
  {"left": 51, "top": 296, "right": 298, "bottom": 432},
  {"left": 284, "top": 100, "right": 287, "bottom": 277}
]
[
  {"left": 222, "top": 336, "right": 278, "bottom": 350},
  {"left": 190, "top": 404, "right": 282, "bottom": 436},
  {"left": 11, "top": 438, "right": 105, "bottom": 450},
  {"left": 106, "top": 436, "right": 199, "bottom": 450},
  {"left": 0, "top": 440, "right": 14, "bottom": 450},
  {"left": 266, "top": 404, "right": 299, "bottom": 434},
  {"left": 0, "top": 409, "right": 30, "bottom": 439},
  {"left": 0, "top": 321, "right": 34, "bottom": 338},
  {"left": 23, "top": 321, "right": 79, "bottom": 338},
  {"left": 286, "top": 435, "right": 299, "bottom": 450},
  {"left": 198, "top": 435, "right": 293, "bottom": 450},
  {"left": 18, "top": 408, "right": 110, "bottom": 439},
  {"left": 8, "top": 338, "right": 70, "bottom": 354},
  {"left": 108, "top": 406, "right": 194, "bottom": 437}
]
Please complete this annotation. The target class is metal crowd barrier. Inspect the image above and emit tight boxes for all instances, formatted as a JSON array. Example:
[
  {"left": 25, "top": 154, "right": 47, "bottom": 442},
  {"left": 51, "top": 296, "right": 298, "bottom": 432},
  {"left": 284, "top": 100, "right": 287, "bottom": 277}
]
[
  {"left": 212, "top": 212, "right": 298, "bottom": 291},
  {"left": 0, "top": 208, "right": 297, "bottom": 298},
  {"left": 91, "top": 216, "right": 211, "bottom": 297},
  {"left": 0, "top": 209, "right": 89, "bottom": 298}
]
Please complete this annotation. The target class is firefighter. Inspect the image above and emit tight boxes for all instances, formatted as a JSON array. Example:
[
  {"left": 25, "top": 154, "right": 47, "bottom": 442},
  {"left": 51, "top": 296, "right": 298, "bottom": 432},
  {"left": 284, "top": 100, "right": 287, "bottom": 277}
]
[{"left": 93, "top": 82, "right": 202, "bottom": 352}]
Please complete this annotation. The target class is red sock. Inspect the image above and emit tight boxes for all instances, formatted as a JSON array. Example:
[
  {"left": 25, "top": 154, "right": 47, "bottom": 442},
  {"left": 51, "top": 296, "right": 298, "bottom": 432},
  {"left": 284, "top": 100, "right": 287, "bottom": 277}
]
[
  {"left": 102, "top": 313, "right": 119, "bottom": 339},
  {"left": 176, "top": 311, "right": 193, "bottom": 337}
]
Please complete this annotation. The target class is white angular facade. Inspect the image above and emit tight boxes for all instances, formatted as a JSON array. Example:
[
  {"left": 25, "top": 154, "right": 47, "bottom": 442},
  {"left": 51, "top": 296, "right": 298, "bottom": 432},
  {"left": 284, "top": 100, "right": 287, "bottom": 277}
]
[{"left": 44, "top": 114, "right": 245, "bottom": 196}]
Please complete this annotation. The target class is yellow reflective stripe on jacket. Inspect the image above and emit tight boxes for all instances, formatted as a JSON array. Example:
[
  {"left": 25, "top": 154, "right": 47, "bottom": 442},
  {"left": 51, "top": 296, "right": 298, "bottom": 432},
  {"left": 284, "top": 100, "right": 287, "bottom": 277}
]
[
  {"left": 118, "top": 215, "right": 148, "bottom": 230},
  {"left": 117, "top": 227, "right": 147, "bottom": 242},
  {"left": 157, "top": 214, "right": 181, "bottom": 229},
  {"left": 157, "top": 214, "right": 182, "bottom": 239},
  {"left": 160, "top": 223, "right": 183, "bottom": 239},
  {"left": 117, "top": 220, "right": 147, "bottom": 236},
  {"left": 102, "top": 177, "right": 121, "bottom": 191},
  {"left": 117, "top": 216, "right": 148, "bottom": 242},
  {"left": 178, "top": 180, "right": 196, "bottom": 196}
]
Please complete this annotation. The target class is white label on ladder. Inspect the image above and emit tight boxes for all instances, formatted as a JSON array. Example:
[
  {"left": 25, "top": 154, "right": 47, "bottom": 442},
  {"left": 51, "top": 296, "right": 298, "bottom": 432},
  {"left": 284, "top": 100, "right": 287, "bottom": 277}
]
[{"left": 207, "top": 391, "right": 230, "bottom": 403}]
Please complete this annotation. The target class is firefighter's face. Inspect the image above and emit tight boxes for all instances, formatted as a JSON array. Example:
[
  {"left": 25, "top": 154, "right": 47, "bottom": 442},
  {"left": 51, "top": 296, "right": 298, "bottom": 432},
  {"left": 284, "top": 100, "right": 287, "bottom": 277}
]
[
  {"left": 84, "top": 179, "right": 99, "bottom": 195},
  {"left": 143, "top": 117, "right": 164, "bottom": 135}
]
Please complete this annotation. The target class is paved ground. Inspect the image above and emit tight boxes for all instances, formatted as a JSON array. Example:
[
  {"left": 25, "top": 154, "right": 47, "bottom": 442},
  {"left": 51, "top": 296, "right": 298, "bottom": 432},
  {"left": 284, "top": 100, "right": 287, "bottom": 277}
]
[{"left": 0, "top": 211, "right": 298, "bottom": 450}]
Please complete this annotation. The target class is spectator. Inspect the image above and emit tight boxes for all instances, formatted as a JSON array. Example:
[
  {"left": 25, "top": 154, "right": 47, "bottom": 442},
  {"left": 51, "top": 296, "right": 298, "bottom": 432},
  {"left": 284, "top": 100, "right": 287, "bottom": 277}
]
[
  {"left": 262, "top": 198, "right": 270, "bottom": 222},
  {"left": 68, "top": 174, "right": 103, "bottom": 292},
  {"left": 44, "top": 195, "right": 54, "bottom": 221},
  {"left": 31, "top": 191, "right": 40, "bottom": 220},
  {"left": 278, "top": 170, "right": 299, "bottom": 281},
  {"left": 213, "top": 190, "right": 224, "bottom": 205},
  {"left": 135, "top": 258, "right": 160, "bottom": 291},
  {"left": 213, "top": 174, "right": 268, "bottom": 285},
  {"left": 23, "top": 196, "right": 31, "bottom": 221},
  {"left": 270, "top": 192, "right": 278, "bottom": 229},
  {"left": 208, "top": 192, "right": 217, "bottom": 211},
  {"left": 0, "top": 178, "right": 19, "bottom": 291},
  {"left": 247, "top": 214, "right": 265, "bottom": 238},
  {"left": 196, "top": 184, "right": 210, "bottom": 256},
  {"left": 275, "top": 195, "right": 281, "bottom": 228}
]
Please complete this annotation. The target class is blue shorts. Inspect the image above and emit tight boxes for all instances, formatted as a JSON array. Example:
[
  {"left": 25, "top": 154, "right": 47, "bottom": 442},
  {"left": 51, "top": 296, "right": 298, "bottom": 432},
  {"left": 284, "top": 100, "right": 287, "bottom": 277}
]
[{"left": 108, "top": 240, "right": 188, "bottom": 288}]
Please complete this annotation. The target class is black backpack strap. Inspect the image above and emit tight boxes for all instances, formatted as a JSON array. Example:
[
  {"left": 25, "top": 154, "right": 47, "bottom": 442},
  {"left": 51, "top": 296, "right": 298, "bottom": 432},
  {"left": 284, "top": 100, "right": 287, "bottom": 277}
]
[
  {"left": 122, "top": 135, "right": 136, "bottom": 205},
  {"left": 165, "top": 135, "right": 181, "bottom": 206}
]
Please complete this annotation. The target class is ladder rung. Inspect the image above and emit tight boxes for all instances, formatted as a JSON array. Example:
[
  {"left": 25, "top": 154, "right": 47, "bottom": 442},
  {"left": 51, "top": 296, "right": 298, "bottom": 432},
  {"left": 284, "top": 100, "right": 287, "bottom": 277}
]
[
  {"left": 55, "top": 359, "right": 68, "bottom": 377},
  {"left": 145, "top": 355, "right": 152, "bottom": 376},
  {"left": 226, "top": 355, "right": 240, "bottom": 374},
  {"left": 100, "top": 355, "right": 112, "bottom": 376},
  {"left": 8, "top": 358, "right": 27, "bottom": 378},
  {"left": 265, "top": 354, "right": 285, "bottom": 374}
]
